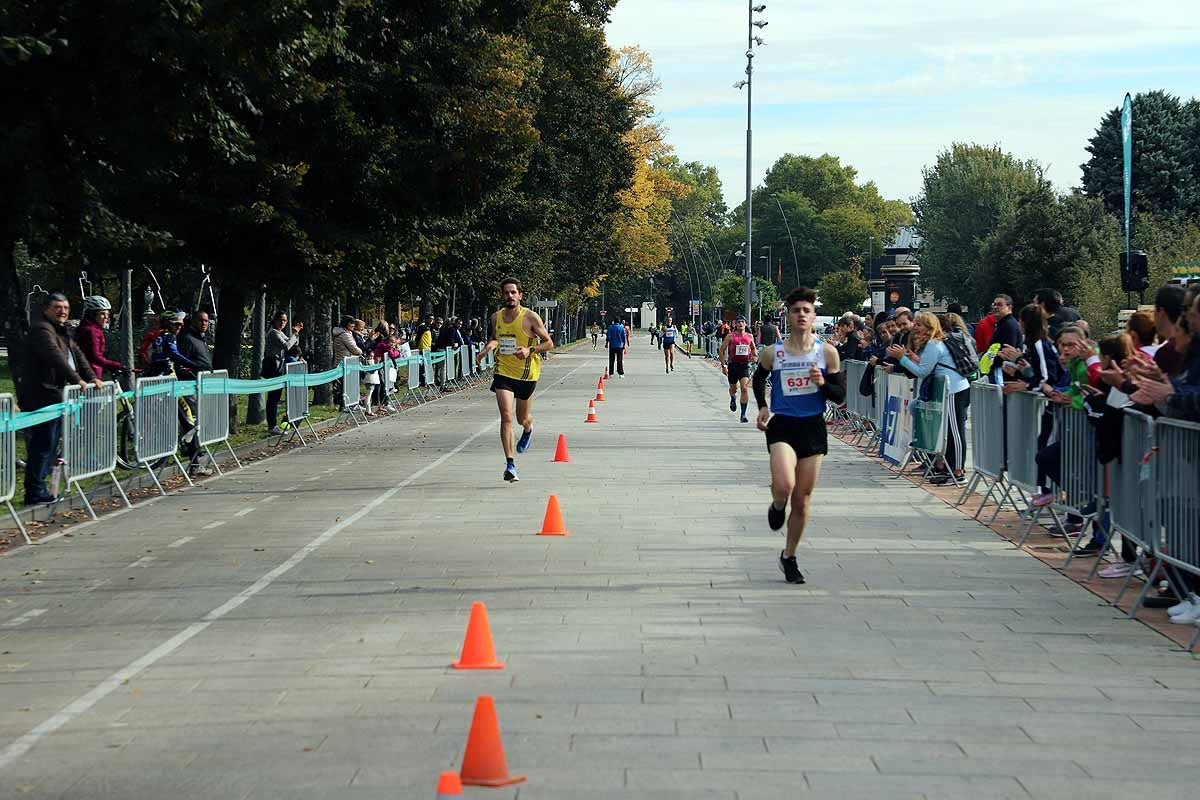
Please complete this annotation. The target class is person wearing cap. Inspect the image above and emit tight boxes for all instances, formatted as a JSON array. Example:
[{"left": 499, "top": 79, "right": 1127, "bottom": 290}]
[
  {"left": 719, "top": 316, "right": 757, "bottom": 422},
  {"left": 144, "top": 311, "right": 199, "bottom": 378}
]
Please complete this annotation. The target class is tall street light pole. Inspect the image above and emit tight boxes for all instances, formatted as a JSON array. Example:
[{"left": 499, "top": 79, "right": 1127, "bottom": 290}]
[{"left": 736, "top": 3, "right": 767, "bottom": 321}]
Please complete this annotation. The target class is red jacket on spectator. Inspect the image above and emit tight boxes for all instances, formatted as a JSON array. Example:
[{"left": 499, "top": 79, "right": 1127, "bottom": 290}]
[
  {"left": 75, "top": 317, "right": 124, "bottom": 378},
  {"left": 974, "top": 313, "right": 997, "bottom": 354}
]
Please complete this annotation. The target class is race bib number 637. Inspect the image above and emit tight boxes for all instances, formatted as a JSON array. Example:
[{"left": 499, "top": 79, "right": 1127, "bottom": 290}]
[{"left": 780, "top": 368, "right": 817, "bottom": 396}]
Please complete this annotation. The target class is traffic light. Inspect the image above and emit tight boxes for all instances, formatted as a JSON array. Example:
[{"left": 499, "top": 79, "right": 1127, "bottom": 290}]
[{"left": 1120, "top": 250, "right": 1149, "bottom": 293}]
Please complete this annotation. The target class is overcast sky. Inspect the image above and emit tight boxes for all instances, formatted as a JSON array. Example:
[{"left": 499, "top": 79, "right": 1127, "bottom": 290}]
[{"left": 605, "top": 0, "right": 1200, "bottom": 208}]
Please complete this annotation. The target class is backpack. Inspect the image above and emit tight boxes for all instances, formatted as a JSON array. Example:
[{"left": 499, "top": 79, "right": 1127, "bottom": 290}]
[{"left": 944, "top": 330, "right": 980, "bottom": 381}]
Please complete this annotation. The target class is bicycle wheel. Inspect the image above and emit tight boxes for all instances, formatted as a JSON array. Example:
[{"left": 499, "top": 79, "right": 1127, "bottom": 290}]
[{"left": 115, "top": 401, "right": 170, "bottom": 471}]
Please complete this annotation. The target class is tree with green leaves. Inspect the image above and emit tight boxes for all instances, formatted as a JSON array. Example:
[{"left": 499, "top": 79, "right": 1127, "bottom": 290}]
[
  {"left": 913, "top": 143, "right": 1045, "bottom": 313},
  {"left": 815, "top": 270, "right": 869, "bottom": 318}
]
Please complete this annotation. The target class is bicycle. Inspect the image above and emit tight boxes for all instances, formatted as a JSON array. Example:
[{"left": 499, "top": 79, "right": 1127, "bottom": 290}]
[{"left": 114, "top": 369, "right": 203, "bottom": 473}]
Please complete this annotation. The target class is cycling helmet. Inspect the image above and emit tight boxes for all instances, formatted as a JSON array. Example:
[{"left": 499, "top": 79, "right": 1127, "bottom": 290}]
[
  {"left": 82, "top": 296, "right": 112, "bottom": 312},
  {"left": 161, "top": 310, "right": 186, "bottom": 324}
]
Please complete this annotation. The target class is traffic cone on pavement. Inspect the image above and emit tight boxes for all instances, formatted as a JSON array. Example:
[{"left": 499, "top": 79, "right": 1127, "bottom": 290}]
[
  {"left": 459, "top": 695, "right": 526, "bottom": 787},
  {"left": 604, "top": 368, "right": 609, "bottom": 380},
  {"left": 537, "top": 494, "right": 569, "bottom": 536},
  {"left": 594, "top": 384, "right": 605, "bottom": 402},
  {"left": 585, "top": 400, "right": 599, "bottom": 423},
  {"left": 436, "top": 771, "right": 463, "bottom": 797},
  {"left": 451, "top": 602, "right": 504, "bottom": 670},
  {"left": 552, "top": 434, "right": 571, "bottom": 463},
  {"left": 597, "top": 377, "right": 605, "bottom": 390}
]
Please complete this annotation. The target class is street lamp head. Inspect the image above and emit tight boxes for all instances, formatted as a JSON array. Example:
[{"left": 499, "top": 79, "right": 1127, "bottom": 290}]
[
  {"left": 753, "top": 36, "right": 766, "bottom": 46},
  {"left": 753, "top": 20, "right": 768, "bottom": 28},
  {"left": 733, "top": 80, "right": 748, "bottom": 89},
  {"left": 753, "top": 4, "right": 767, "bottom": 11}
]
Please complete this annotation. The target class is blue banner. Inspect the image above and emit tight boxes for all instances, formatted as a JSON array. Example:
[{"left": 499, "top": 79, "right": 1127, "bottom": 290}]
[{"left": 1122, "top": 92, "right": 1133, "bottom": 256}]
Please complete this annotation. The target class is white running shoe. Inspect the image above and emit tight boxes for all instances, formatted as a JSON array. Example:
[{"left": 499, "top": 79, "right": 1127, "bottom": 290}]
[
  {"left": 1169, "top": 602, "right": 1200, "bottom": 625},
  {"left": 1168, "top": 592, "right": 1200, "bottom": 617}
]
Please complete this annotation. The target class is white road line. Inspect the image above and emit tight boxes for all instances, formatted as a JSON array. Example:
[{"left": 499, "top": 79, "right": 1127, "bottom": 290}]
[
  {"left": 125, "top": 556, "right": 156, "bottom": 569},
  {"left": 234, "top": 508, "right": 254, "bottom": 518},
  {"left": 260, "top": 495, "right": 279, "bottom": 504},
  {"left": 2, "top": 609, "right": 47, "bottom": 629},
  {"left": 303, "top": 476, "right": 321, "bottom": 482},
  {"left": 81, "top": 579, "right": 111, "bottom": 595},
  {"left": 284, "top": 485, "right": 300, "bottom": 491},
  {"left": 202, "top": 521, "right": 226, "bottom": 531},
  {"left": 167, "top": 537, "right": 194, "bottom": 549},
  {"left": 0, "top": 361, "right": 586, "bottom": 772}
]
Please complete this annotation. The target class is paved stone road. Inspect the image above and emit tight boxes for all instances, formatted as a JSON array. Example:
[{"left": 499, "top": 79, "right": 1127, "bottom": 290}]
[{"left": 0, "top": 338, "right": 1197, "bottom": 799}]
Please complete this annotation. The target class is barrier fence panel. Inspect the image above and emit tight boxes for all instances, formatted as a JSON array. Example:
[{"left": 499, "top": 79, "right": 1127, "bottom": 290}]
[
  {"left": 134, "top": 375, "right": 191, "bottom": 495},
  {"left": 404, "top": 354, "right": 425, "bottom": 405},
  {"left": 424, "top": 351, "right": 443, "bottom": 399},
  {"left": 1004, "top": 390, "right": 1046, "bottom": 497},
  {"left": 909, "top": 376, "right": 949, "bottom": 481},
  {"left": 0, "top": 395, "right": 28, "bottom": 543},
  {"left": 870, "top": 365, "right": 887, "bottom": 451},
  {"left": 1053, "top": 405, "right": 1105, "bottom": 561},
  {"left": 960, "top": 381, "right": 1007, "bottom": 515},
  {"left": 1154, "top": 417, "right": 1200, "bottom": 649},
  {"left": 197, "top": 370, "right": 242, "bottom": 474},
  {"left": 337, "top": 357, "right": 369, "bottom": 427},
  {"left": 283, "top": 361, "right": 320, "bottom": 446},
  {"left": 1110, "top": 410, "right": 1156, "bottom": 612},
  {"left": 443, "top": 347, "right": 460, "bottom": 389},
  {"left": 61, "top": 382, "right": 130, "bottom": 519}
]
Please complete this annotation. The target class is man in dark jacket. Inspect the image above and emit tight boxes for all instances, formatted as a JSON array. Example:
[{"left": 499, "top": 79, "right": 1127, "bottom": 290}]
[
  {"left": 18, "top": 293, "right": 102, "bottom": 504},
  {"left": 177, "top": 310, "right": 213, "bottom": 380},
  {"left": 987, "top": 294, "right": 1022, "bottom": 383}
]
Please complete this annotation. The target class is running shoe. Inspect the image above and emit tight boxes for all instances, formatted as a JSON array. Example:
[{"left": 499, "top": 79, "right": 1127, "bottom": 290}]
[
  {"left": 730, "top": 397, "right": 737, "bottom": 412},
  {"left": 740, "top": 415, "right": 749, "bottom": 423},
  {"left": 1070, "top": 539, "right": 1103, "bottom": 558},
  {"left": 779, "top": 551, "right": 805, "bottom": 584},
  {"left": 516, "top": 428, "right": 533, "bottom": 453},
  {"left": 503, "top": 464, "right": 520, "bottom": 482},
  {"left": 1031, "top": 492, "right": 1055, "bottom": 508},
  {"left": 1098, "top": 562, "right": 1135, "bottom": 579},
  {"left": 767, "top": 503, "right": 785, "bottom": 531},
  {"left": 1168, "top": 592, "right": 1200, "bottom": 616}
]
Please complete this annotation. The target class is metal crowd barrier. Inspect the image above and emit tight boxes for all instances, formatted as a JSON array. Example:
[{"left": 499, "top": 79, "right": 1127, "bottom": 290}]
[
  {"left": 869, "top": 365, "right": 887, "bottom": 452},
  {"left": 197, "top": 370, "right": 243, "bottom": 474},
  {"left": 403, "top": 353, "right": 426, "bottom": 405},
  {"left": 0, "top": 395, "right": 28, "bottom": 543},
  {"left": 959, "top": 381, "right": 1009, "bottom": 519},
  {"left": 133, "top": 375, "right": 193, "bottom": 495},
  {"left": 1003, "top": 390, "right": 1046, "bottom": 510},
  {"left": 62, "top": 382, "right": 130, "bottom": 519},
  {"left": 1110, "top": 410, "right": 1156, "bottom": 614},
  {"left": 282, "top": 361, "right": 321, "bottom": 446},
  {"left": 906, "top": 376, "right": 950, "bottom": 480},
  {"left": 1154, "top": 417, "right": 1200, "bottom": 650},
  {"left": 336, "top": 356, "right": 367, "bottom": 427},
  {"left": 423, "top": 351, "right": 443, "bottom": 399},
  {"left": 1054, "top": 405, "right": 1106, "bottom": 565}
]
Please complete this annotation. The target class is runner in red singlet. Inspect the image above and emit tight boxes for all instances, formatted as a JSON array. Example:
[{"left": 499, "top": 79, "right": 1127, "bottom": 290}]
[{"left": 719, "top": 316, "right": 757, "bottom": 423}]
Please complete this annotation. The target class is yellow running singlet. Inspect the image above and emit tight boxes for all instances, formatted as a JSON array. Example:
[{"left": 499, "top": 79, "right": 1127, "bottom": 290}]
[{"left": 495, "top": 307, "right": 541, "bottom": 382}]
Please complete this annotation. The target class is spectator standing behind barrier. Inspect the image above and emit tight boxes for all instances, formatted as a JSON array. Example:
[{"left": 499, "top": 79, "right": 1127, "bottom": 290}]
[
  {"left": 1034, "top": 288, "right": 1082, "bottom": 340},
  {"left": 264, "top": 311, "right": 301, "bottom": 435},
  {"left": 986, "top": 295, "right": 1021, "bottom": 383},
  {"left": 890, "top": 312, "right": 970, "bottom": 484},
  {"left": 332, "top": 315, "right": 363, "bottom": 409},
  {"left": 177, "top": 310, "right": 214, "bottom": 476},
  {"left": 606, "top": 317, "right": 627, "bottom": 377},
  {"left": 18, "top": 293, "right": 102, "bottom": 505},
  {"left": 947, "top": 302, "right": 974, "bottom": 339},
  {"left": 973, "top": 306, "right": 996, "bottom": 356},
  {"left": 74, "top": 296, "right": 124, "bottom": 380},
  {"left": 1126, "top": 288, "right": 1200, "bottom": 421}
]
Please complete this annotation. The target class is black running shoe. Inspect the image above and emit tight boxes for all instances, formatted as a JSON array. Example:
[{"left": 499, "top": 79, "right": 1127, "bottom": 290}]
[
  {"left": 779, "top": 551, "right": 805, "bottom": 584},
  {"left": 729, "top": 397, "right": 737, "bottom": 412},
  {"left": 767, "top": 503, "right": 785, "bottom": 531},
  {"left": 1071, "top": 539, "right": 1104, "bottom": 558}
]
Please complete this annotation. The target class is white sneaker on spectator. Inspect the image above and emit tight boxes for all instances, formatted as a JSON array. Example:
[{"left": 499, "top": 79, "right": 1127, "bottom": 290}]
[
  {"left": 1099, "top": 562, "right": 1135, "bottom": 579},
  {"left": 1169, "top": 603, "right": 1200, "bottom": 625},
  {"left": 1168, "top": 592, "right": 1200, "bottom": 617},
  {"left": 267, "top": 426, "right": 285, "bottom": 436}
]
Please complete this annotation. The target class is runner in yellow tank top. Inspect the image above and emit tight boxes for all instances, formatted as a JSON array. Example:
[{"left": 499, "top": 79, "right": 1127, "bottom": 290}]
[{"left": 477, "top": 277, "right": 553, "bottom": 482}]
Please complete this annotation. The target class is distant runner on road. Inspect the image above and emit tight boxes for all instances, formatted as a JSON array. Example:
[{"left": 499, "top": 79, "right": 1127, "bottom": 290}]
[
  {"left": 753, "top": 287, "right": 845, "bottom": 584},
  {"left": 477, "top": 277, "right": 553, "bottom": 482},
  {"left": 660, "top": 317, "right": 678, "bottom": 373},
  {"left": 720, "top": 315, "right": 757, "bottom": 422}
]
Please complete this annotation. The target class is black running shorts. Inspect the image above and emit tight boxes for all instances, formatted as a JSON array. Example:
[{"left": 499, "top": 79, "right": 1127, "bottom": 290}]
[
  {"left": 726, "top": 362, "right": 750, "bottom": 385},
  {"left": 765, "top": 413, "right": 828, "bottom": 459},
  {"left": 490, "top": 374, "right": 537, "bottom": 401}
]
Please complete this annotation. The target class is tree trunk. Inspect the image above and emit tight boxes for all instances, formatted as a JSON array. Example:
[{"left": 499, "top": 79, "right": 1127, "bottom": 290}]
[
  {"left": 0, "top": 244, "right": 30, "bottom": 404},
  {"left": 311, "top": 301, "right": 334, "bottom": 406},
  {"left": 213, "top": 283, "right": 247, "bottom": 435},
  {"left": 245, "top": 290, "right": 266, "bottom": 424}
]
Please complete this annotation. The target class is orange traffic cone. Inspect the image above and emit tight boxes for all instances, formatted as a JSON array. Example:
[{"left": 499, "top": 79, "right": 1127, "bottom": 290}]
[
  {"left": 436, "top": 771, "right": 463, "bottom": 797},
  {"left": 537, "top": 494, "right": 569, "bottom": 536},
  {"left": 459, "top": 695, "right": 526, "bottom": 787},
  {"left": 594, "top": 384, "right": 605, "bottom": 402},
  {"left": 596, "top": 377, "right": 605, "bottom": 390},
  {"left": 451, "top": 602, "right": 504, "bottom": 670},
  {"left": 604, "top": 368, "right": 609, "bottom": 380},
  {"left": 552, "top": 434, "right": 571, "bottom": 463},
  {"left": 585, "top": 400, "right": 599, "bottom": 423}
]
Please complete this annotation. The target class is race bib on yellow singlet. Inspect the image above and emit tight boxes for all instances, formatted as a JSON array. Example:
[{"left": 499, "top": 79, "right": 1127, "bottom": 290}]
[
  {"left": 734, "top": 344, "right": 750, "bottom": 357},
  {"left": 499, "top": 336, "right": 518, "bottom": 356},
  {"left": 780, "top": 368, "right": 817, "bottom": 396}
]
